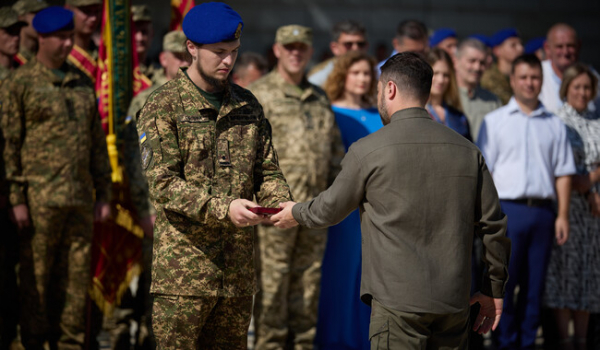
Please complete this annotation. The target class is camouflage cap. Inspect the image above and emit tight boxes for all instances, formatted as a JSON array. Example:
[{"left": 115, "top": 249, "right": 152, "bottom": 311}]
[
  {"left": 163, "top": 30, "right": 186, "bottom": 53},
  {"left": 65, "top": 0, "right": 102, "bottom": 7},
  {"left": 0, "top": 7, "right": 27, "bottom": 28},
  {"left": 275, "top": 24, "right": 312, "bottom": 46},
  {"left": 11, "top": 0, "right": 48, "bottom": 16},
  {"left": 131, "top": 4, "right": 151, "bottom": 23}
]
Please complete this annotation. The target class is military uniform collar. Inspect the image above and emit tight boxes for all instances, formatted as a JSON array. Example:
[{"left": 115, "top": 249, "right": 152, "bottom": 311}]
[
  {"left": 269, "top": 69, "right": 318, "bottom": 101},
  {"left": 30, "top": 58, "right": 83, "bottom": 85},
  {"left": 176, "top": 67, "right": 249, "bottom": 119},
  {"left": 390, "top": 107, "right": 431, "bottom": 123}
]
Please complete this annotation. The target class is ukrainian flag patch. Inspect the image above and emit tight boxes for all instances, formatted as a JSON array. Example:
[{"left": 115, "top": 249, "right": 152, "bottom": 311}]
[{"left": 140, "top": 132, "right": 147, "bottom": 143}]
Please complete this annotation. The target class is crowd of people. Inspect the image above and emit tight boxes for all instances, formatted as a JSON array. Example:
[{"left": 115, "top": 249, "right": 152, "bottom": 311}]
[{"left": 0, "top": 1, "right": 599, "bottom": 350}]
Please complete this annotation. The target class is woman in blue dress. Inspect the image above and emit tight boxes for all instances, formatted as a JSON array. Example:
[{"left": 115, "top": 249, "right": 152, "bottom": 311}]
[
  {"left": 425, "top": 48, "right": 472, "bottom": 141},
  {"left": 316, "top": 51, "right": 382, "bottom": 350}
]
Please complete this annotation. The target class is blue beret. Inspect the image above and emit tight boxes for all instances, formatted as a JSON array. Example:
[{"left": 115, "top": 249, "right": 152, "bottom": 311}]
[
  {"left": 32, "top": 6, "right": 73, "bottom": 34},
  {"left": 182, "top": 2, "right": 243, "bottom": 45},
  {"left": 525, "top": 37, "right": 545, "bottom": 54},
  {"left": 469, "top": 34, "right": 491, "bottom": 48},
  {"left": 430, "top": 28, "right": 456, "bottom": 47},
  {"left": 490, "top": 28, "right": 519, "bottom": 47}
]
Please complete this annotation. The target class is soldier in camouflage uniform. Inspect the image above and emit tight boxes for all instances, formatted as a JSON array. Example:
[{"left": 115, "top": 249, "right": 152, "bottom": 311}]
[
  {"left": 481, "top": 28, "right": 524, "bottom": 105},
  {"left": 0, "top": 7, "right": 112, "bottom": 350},
  {"left": 0, "top": 7, "right": 27, "bottom": 350},
  {"left": 249, "top": 25, "right": 342, "bottom": 350},
  {"left": 132, "top": 5, "right": 156, "bottom": 81},
  {"left": 65, "top": 0, "right": 101, "bottom": 85},
  {"left": 12, "top": 0, "right": 49, "bottom": 65},
  {"left": 136, "top": 3, "right": 291, "bottom": 349},
  {"left": 0, "top": 7, "right": 25, "bottom": 80}
]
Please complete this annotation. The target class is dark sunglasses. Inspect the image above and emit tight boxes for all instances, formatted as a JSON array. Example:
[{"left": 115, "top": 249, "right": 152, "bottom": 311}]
[{"left": 340, "top": 41, "right": 367, "bottom": 50}]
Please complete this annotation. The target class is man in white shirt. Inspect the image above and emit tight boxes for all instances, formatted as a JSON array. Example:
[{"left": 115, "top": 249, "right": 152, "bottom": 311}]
[
  {"left": 477, "top": 54, "right": 576, "bottom": 350},
  {"left": 539, "top": 23, "right": 599, "bottom": 113}
]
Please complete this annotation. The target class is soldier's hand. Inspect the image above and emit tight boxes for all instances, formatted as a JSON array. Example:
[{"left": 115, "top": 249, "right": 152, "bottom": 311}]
[
  {"left": 139, "top": 215, "right": 156, "bottom": 239},
  {"left": 228, "top": 199, "right": 264, "bottom": 228},
  {"left": 94, "top": 202, "right": 111, "bottom": 223},
  {"left": 10, "top": 204, "right": 30, "bottom": 230},
  {"left": 270, "top": 202, "right": 299, "bottom": 229}
]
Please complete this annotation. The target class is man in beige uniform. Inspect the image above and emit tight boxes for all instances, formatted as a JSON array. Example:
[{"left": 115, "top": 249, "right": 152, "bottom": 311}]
[{"left": 249, "top": 25, "right": 342, "bottom": 350}]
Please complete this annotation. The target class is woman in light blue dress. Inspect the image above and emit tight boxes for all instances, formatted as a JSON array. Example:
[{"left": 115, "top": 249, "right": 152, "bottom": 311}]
[{"left": 316, "top": 51, "right": 382, "bottom": 350}]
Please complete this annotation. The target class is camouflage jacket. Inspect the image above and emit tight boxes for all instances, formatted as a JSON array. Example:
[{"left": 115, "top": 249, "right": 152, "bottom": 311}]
[
  {"left": 0, "top": 59, "right": 112, "bottom": 207},
  {"left": 137, "top": 68, "right": 291, "bottom": 297},
  {"left": 481, "top": 63, "right": 512, "bottom": 105},
  {"left": 249, "top": 70, "right": 342, "bottom": 203}
]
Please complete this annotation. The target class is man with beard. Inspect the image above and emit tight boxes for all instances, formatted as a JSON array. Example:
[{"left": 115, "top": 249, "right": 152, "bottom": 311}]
[
  {"left": 249, "top": 24, "right": 342, "bottom": 350},
  {"left": 0, "top": 6, "right": 112, "bottom": 349},
  {"left": 270, "top": 52, "right": 511, "bottom": 350},
  {"left": 136, "top": 3, "right": 292, "bottom": 348}
]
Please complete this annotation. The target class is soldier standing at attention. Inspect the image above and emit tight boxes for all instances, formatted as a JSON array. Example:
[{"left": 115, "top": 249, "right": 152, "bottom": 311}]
[
  {"left": 0, "top": 6, "right": 112, "bottom": 349},
  {"left": 11, "top": 0, "right": 49, "bottom": 65},
  {"left": 131, "top": 5, "right": 156, "bottom": 81},
  {"left": 0, "top": 7, "right": 26, "bottom": 80},
  {"left": 0, "top": 7, "right": 27, "bottom": 349},
  {"left": 481, "top": 28, "right": 524, "bottom": 105},
  {"left": 65, "top": 0, "right": 102, "bottom": 84},
  {"left": 249, "top": 25, "right": 342, "bottom": 350},
  {"left": 136, "top": 3, "right": 292, "bottom": 348}
]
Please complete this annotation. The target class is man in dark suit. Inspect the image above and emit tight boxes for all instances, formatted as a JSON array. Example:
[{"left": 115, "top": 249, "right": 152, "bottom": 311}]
[{"left": 271, "top": 52, "right": 511, "bottom": 349}]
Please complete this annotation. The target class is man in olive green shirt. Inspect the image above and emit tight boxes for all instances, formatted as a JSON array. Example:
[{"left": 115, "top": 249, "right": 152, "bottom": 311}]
[{"left": 272, "top": 52, "right": 511, "bottom": 349}]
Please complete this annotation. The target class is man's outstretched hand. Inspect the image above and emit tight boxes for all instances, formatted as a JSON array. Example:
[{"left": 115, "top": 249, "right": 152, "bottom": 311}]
[
  {"left": 270, "top": 202, "right": 298, "bottom": 229},
  {"left": 469, "top": 292, "right": 503, "bottom": 334}
]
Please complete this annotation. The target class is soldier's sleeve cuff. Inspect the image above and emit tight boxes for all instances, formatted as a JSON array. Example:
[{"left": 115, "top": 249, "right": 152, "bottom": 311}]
[
  {"left": 208, "top": 196, "right": 236, "bottom": 221},
  {"left": 9, "top": 184, "right": 26, "bottom": 206},
  {"left": 480, "top": 277, "right": 506, "bottom": 299}
]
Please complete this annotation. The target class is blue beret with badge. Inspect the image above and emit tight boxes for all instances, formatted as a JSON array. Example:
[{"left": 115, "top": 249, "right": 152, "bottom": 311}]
[
  {"left": 182, "top": 2, "right": 243, "bottom": 45},
  {"left": 490, "top": 28, "right": 519, "bottom": 47},
  {"left": 430, "top": 28, "right": 456, "bottom": 47},
  {"left": 32, "top": 6, "right": 73, "bottom": 34}
]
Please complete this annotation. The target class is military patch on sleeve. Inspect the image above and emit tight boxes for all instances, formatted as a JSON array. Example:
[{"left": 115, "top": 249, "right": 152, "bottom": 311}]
[{"left": 140, "top": 132, "right": 153, "bottom": 169}]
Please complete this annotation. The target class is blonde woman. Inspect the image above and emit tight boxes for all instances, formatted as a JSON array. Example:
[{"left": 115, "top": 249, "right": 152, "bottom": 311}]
[{"left": 425, "top": 47, "right": 472, "bottom": 140}]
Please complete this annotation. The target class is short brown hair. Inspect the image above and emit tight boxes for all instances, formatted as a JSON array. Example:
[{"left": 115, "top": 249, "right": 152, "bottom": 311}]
[
  {"left": 559, "top": 62, "right": 598, "bottom": 102},
  {"left": 380, "top": 52, "right": 433, "bottom": 105},
  {"left": 323, "top": 51, "right": 377, "bottom": 106}
]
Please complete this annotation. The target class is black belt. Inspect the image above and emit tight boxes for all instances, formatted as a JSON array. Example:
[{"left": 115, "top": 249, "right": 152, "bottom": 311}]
[{"left": 505, "top": 198, "right": 553, "bottom": 207}]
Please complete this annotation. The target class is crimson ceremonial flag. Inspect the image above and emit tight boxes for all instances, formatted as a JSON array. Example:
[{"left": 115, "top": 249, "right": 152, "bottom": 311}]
[
  {"left": 90, "top": 0, "right": 145, "bottom": 316},
  {"left": 170, "top": 0, "right": 195, "bottom": 30}
]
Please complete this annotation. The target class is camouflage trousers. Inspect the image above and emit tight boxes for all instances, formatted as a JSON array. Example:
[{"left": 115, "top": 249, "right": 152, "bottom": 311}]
[
  {"left": 254, "top": 225, "right": 327, "bottom": 350},
  {"left": 0, "top": 206, "right": 18, "bottom": 350},
  {"left": 153, "top": 294, "right": 252, "bottom": 349},
  {"left": 19, "top": 203, "right": 93, "bottom": 350}
]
